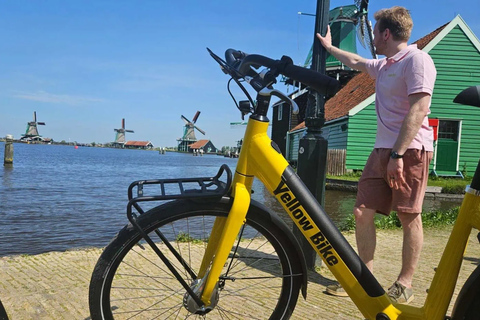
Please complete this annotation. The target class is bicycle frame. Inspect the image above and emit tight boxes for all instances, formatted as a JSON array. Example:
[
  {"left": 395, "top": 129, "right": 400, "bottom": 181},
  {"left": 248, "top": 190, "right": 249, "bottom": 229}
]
[{"left": 197, "top": 113, "right": 480, "bottom": 319}]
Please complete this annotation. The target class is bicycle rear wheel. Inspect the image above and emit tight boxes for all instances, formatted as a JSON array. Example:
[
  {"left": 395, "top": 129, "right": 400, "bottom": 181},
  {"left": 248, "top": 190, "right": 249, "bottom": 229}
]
[{"left": 89, "top": 199, "right": 302, "bottom": 319}]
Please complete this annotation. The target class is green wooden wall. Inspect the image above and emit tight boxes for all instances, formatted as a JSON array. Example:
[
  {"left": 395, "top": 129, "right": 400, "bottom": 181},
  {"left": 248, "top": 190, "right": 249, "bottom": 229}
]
[
  {"left": 345, "top": 103, "right": 377, "bottom": 170},
  {"left": 428, "top": 26, "right": 480, "bottom": 175},
  {"left": 286, "top": 120, "right": 348, "bottom": 162}
]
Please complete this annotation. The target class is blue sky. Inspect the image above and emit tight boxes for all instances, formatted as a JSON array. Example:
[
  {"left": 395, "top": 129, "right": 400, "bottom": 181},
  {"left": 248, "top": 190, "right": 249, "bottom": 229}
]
[{"left": 1, "top": 1, "right": 479, "bottom": 148}]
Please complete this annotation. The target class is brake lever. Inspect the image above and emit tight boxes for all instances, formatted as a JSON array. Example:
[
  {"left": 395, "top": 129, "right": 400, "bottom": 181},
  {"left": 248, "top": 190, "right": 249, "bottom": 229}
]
[{"left": 258, "top": 87, "right": 299, "bottom": 114}]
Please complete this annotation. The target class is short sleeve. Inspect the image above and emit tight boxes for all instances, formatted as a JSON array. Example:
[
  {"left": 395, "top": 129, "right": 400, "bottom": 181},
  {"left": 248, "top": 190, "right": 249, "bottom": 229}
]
[
  {"left": 406, "top": 52, "right": 437, "bottom": 96},
  {"left": 365, "top": 59, "right": 383, "bottom": 79}
]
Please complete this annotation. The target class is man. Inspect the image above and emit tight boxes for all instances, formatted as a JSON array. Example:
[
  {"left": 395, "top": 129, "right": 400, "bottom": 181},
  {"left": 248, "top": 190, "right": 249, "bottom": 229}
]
[{"left": 317, "top": 6, "right": 436, "bottom": 303}]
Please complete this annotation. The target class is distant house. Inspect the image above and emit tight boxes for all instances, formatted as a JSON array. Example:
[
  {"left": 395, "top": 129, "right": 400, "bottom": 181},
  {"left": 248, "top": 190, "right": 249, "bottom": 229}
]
[
  {"left": 20, "top": 136, "right": 53, "bottom": 144},
  {"left": 125, "top": 141, "right": 154, "bottom": 150},
  {"left": 188, "top": 139, "right": 217, "bottom": 154},
  {"left": 280, "top": 15, "right": 480, "bottom": 177}
]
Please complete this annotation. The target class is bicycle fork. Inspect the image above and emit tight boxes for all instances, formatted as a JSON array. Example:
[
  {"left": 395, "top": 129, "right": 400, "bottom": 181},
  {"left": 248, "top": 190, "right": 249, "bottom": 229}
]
[{"left": 196, "top": 182, "right": 251, "bottom": 307}]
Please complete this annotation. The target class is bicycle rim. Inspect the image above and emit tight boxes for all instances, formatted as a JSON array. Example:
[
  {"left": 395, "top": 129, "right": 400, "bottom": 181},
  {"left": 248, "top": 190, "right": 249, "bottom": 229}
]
[{"left": 91, "top": 200, "right": 300, "bottom": 319}]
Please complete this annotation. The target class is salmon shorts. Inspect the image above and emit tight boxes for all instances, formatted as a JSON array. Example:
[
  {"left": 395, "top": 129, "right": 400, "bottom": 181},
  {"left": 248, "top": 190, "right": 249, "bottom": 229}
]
[{"left": 355, "top": 148, "right": 433, "bottom": 215}]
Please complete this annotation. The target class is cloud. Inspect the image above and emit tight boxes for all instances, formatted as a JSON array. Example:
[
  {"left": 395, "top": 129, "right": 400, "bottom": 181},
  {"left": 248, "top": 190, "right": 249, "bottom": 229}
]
[{"left": 12, "top": 90, "right": 106, "bottom": 105}]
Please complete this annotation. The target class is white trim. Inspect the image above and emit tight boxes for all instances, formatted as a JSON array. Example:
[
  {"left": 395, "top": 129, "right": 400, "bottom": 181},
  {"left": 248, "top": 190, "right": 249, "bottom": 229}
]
[
  {"left": 289, "top": 116, "right": 348, "bottom": 135},
  {"left": 456, "top": 120, "right": 463, "bottom": 171},
  {"left": 327, "top": 115, "right": 348, "bottom": 124},
  {"left": 422, "top": 15, "right": 480, "bottom": 54},
  {"left": 290, "top": 127, "right": 307, "bottom": 135},
  {"left": 291, "top": 88, "right": 309, "bottom": 100},
  {"left": 286, "top": 130, "right": 291, "bottom": 159},
  {"left": 435, "top": 119, "right": 462, "bottom": 172},
  {"left": 348, "top": 94, "right": 375, "bottom": 116}
]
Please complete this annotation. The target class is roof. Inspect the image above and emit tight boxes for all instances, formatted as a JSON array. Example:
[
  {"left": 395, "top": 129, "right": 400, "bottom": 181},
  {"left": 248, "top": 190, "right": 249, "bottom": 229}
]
[
  {"left": 125, "top": 141, "right": 152, "bottom": 146},
  {"left": 188, "top": 139, "right": 209, "bottom": 149},
  {"left": 290, "top": 17, "right": 458, "bottom": 133}
]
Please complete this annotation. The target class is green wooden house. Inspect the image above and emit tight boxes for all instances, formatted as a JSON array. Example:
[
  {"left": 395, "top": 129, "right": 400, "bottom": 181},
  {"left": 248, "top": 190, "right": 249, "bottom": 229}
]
[{"left": 285, "top": 15, "right": 480, "bottom": 177}]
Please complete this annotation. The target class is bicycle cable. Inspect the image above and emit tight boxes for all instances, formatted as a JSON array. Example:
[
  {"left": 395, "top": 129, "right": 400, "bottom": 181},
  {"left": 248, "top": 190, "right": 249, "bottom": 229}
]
[{"left": 227, "top": 77, "right": 255, "bottom": 119}]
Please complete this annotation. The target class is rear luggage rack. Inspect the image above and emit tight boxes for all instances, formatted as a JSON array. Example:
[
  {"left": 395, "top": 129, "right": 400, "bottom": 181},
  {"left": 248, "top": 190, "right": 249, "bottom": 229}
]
[{"left": 127, "top": 164, "right": 232, "bottom": 218}]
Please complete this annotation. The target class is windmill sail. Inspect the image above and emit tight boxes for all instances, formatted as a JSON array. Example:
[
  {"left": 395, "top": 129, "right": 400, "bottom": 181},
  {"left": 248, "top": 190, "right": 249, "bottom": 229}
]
[
  {"left": 114, "top": 118, "right": 134, "bottom": 144},
  {"left": 177, "top": 111, "right": 205, "bottom": 152},
  {"left": 23, "top": 111, "right": 45, "bottom": 138}
]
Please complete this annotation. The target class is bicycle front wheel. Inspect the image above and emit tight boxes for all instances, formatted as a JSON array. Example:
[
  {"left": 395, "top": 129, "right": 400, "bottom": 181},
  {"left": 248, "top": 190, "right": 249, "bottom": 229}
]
[
  {"left": 89, "top": 199, "right": 302, "bottom": 320},
  {"left": 0, "top": 299, "right": 8, "bottom": 320}
]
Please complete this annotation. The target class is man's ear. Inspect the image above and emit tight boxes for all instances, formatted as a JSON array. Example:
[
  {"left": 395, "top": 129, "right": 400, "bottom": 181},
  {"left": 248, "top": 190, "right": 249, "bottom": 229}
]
[{"left": 384, "top": 28, "right": 390, "bottom": 41}]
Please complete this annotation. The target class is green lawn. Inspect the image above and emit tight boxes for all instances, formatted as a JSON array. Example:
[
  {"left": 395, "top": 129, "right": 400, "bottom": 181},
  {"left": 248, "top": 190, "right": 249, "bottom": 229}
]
[{"left": 327, "top": 174, "right": 472, "bottom": 194}]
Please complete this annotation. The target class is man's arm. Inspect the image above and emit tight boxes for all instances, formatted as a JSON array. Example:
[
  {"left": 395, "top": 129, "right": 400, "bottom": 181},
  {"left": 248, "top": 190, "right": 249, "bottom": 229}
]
[
  {"left": 387, "top": 92, "right": 432, "bottom": 189},
  {"left": 392, "top": 93, "right": 432, "bottom": 155},
  {"left": 316, "top": 25, "right": 368, "bottom": 73}
]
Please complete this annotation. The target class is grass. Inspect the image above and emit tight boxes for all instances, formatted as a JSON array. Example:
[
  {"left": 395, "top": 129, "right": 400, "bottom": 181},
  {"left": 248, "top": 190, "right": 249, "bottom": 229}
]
[
  {"left": 328, "top": 173, "right": 472, "bottom": 194},
  {"left": 428, "top": 176, "right": 471, "bottom": 194},
  {"left": 339, "top": 206, "right": 460, "bottom": 232},
  {"left": 175, "top": 232, "right": 205, "bottom": 244}
]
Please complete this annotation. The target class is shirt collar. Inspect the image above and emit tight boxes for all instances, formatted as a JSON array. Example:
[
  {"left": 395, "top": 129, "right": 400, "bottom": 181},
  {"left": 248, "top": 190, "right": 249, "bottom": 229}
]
[{"left": 387, "top": 44, "right": 417, "bottom": 63}]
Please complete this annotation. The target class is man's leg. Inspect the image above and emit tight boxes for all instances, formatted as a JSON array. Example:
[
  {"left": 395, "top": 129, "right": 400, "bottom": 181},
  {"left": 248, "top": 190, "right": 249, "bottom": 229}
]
[
  {"left": 396, "top": 211, "right": 423, "bottom": 288},
  {"left": 326, "top": 206, "right": 377, "bottom": 297},
  {"left": 354, "top": 207, "right": 377, "bottom": 272}
]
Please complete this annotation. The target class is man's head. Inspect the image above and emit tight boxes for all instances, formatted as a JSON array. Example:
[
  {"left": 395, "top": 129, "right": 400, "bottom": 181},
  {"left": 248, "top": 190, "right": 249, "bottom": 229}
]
[
  {"left": 374, "top": 6, "right": 413, "bottom": 41},
  {"left": 373, "top": 6, "right": 413, "bottom": 55}
]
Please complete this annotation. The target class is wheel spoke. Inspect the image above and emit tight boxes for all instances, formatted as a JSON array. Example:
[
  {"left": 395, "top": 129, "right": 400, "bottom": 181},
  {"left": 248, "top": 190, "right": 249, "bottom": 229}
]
[{"left": 90, "top": 202, "right": 301, "bottom": 319}]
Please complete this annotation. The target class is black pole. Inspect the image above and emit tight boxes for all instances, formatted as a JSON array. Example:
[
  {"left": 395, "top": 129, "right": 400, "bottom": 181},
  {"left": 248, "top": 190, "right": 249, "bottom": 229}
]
[{"left": 294, "top": 0, "right": 330, "bottom": 270}]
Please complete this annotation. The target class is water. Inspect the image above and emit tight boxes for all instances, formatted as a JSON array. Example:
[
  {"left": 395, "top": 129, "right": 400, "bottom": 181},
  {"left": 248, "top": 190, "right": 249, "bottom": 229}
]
[{"left": 0, "top": 142, "right": 462, "bottom": 256}]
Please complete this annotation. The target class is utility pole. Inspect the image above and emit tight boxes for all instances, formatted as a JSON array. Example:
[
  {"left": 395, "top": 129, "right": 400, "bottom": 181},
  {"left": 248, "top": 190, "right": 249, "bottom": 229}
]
[{"left": 294, "top": 0, "right": 330, "bottom": 269}]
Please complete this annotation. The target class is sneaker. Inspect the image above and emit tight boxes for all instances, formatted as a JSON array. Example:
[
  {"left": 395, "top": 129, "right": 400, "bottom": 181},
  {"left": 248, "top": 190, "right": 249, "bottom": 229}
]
[
  {"left": 325, "top": 282, "right": 349, "bottom": 297},
  {"left": 387, "top": 281, "right": 414, "bottom": 304}
]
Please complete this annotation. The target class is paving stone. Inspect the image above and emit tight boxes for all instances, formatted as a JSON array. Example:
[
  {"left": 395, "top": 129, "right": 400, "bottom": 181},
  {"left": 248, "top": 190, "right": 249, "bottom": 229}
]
[{"left": 0, "top": 229, "right": 478, "bottom": 319}]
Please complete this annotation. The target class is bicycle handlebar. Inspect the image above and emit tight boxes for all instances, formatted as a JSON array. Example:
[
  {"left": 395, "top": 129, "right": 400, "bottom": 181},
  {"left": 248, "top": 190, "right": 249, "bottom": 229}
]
[{"left": 225, "top": 49, "right": 340, "bottom": 96}]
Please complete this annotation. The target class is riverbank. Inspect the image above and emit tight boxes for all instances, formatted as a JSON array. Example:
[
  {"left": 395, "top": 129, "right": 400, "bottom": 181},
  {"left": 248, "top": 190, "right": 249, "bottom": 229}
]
[
  {"left": 1, "top": 227, "right": 478, "bottom": 319},
  {"left": 326, "top": 178, "right": 465, "bottom": 201}
]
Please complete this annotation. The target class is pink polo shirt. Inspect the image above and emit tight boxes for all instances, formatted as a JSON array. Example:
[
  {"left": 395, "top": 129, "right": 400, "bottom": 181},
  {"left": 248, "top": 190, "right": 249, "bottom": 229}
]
[{"left": 365, "top": 44, "right": 436, "bottom": 152}]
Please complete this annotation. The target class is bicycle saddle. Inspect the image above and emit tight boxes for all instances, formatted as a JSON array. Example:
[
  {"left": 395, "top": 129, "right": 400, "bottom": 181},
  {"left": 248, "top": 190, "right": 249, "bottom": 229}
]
[{"left": 453, "top": 85, "right": 480, "bottom": 107}]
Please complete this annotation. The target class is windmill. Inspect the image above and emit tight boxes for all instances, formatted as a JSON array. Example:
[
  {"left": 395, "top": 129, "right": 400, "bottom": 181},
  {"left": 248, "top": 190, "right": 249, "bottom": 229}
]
[
  {"left": 296, "top": 0, "right": 376, "bottom": 86},
  {"left": 21, "top": 111, "right": 45, "bottom": 140},
  {"left": 177, "top": 111, "right": 205, "bottom": 152},
  {"left": 113, "top": 118, "right": 134, "bottom": 147},
  {"left": 354, "top": 0, "right": 376, "bottom": 59}
]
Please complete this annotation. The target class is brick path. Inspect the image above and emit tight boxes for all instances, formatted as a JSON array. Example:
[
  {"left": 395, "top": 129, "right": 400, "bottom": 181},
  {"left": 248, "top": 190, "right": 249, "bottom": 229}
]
[{"left": 0, "top": 228, "right": 479, "bottom": 319}]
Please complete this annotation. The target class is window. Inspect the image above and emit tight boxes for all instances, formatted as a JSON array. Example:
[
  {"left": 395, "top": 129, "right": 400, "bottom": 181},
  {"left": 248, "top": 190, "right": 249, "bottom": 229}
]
[
  {"left": 438, "top": 120, "right": 459, "bottom": 141},
  {"left": 278, "top": 104, "right": 283, "bottom": 121}
]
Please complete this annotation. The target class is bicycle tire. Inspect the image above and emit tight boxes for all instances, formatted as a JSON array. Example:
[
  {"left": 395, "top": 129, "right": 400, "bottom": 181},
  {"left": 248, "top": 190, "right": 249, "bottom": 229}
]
[
  {"left": 0, "top": 299, "right": 8, "bottom": 320},
  {"left": 451, "top": 263, "right": 480, "bottom": 320},
  {"left": 89, "top": 199, "right": 302, "bottom": 319}
]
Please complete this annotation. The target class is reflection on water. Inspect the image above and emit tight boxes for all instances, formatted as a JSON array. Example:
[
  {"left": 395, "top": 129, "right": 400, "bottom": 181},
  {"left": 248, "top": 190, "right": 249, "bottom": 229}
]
[{"left": 0, "top": 142, "right": 462, "bottom": 256}]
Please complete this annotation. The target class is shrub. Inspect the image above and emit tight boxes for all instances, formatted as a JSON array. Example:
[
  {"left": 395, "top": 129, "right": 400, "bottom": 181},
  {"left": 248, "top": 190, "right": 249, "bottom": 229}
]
[{"left": 338, "top": 207, "right": 460, "bottom": 231}]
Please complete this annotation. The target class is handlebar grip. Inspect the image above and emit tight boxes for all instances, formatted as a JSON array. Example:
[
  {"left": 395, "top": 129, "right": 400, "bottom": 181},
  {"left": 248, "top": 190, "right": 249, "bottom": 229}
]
[
  {"left": 225, "top": 49, "right": 246, "bottom": 67},
  {"left": 282, "top": 64, "right": 340, "bottom": 96}
]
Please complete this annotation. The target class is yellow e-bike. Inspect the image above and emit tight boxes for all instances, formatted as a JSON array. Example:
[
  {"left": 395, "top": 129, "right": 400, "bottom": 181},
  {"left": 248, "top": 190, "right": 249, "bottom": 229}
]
[{"left": 89, "top": 48, "right": 480, "bottom": 320}]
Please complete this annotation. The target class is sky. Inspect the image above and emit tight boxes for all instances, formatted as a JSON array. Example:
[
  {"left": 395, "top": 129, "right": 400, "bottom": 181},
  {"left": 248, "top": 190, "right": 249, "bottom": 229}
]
[{"left": 1, "top": 1, "right": 479, "bottom": 148}]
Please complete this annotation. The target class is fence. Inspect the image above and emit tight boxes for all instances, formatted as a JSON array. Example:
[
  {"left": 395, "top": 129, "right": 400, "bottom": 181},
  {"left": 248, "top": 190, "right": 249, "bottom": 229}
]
[{"left": 327, "top": 149, "right": 346, "bottom": 176}]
